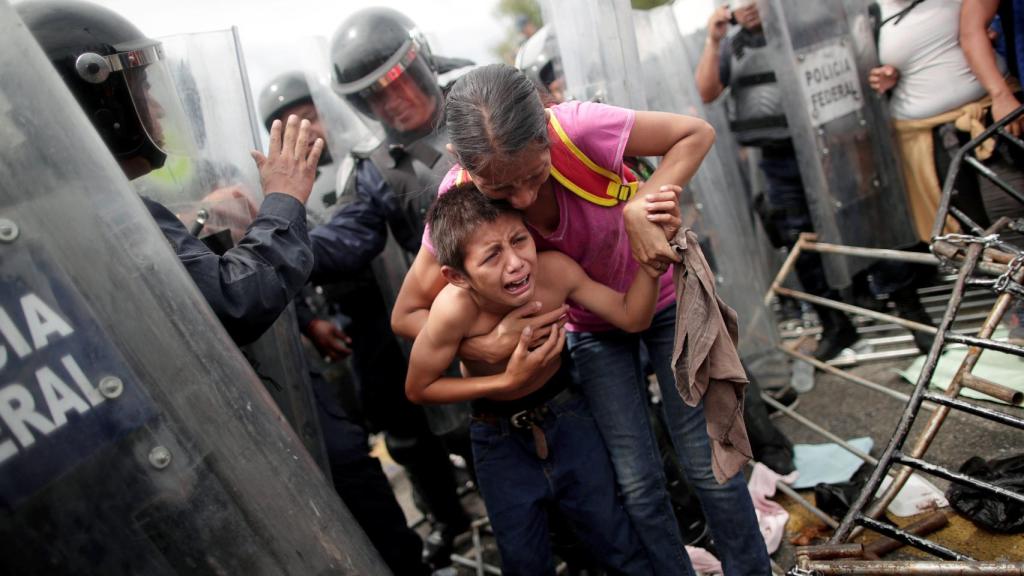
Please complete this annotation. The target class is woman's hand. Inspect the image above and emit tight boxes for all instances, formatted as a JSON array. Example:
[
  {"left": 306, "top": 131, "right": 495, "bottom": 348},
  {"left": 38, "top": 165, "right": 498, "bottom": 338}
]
[
  {"left": 624, "top": 199, "right": 681, "bottom": 275},
  {"left": 459, "top": 302, "right": 568, "bottom": 364},
  {"left": 868, "top": 65, "right": 899, "bottom": 94},
  {"left": 643, "top": 184, "right": 683, "bottom": 241}
]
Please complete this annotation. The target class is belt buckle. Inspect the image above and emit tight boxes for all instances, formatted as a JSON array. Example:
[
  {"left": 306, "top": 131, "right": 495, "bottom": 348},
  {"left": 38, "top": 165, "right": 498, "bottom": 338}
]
[{"left": 510, "top": 410, "right": 532, "bottom": 429}]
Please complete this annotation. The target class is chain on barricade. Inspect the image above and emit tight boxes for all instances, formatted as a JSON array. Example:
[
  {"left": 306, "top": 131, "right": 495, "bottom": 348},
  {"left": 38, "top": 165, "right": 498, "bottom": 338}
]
[
  {"left": 930, "top": 233, "right": 1003, "bottom": 273},
  {"left": 992, "top": 253, "right": 1024, "bottom": 299}
]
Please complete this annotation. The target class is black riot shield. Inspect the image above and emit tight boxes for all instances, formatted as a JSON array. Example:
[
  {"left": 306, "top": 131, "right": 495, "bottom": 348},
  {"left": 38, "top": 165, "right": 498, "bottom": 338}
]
[
  {"left": 0, "top": 3, "right": 386, "bottom": 573},
  {"left": 130, "top": 28, "right": 331, "bottom": 474},
  {"left": 758, "top": 0, "right": 916, "bottom": 287},
  {"left": 634, "top": 6, "right": 782, "bottom": 366}
]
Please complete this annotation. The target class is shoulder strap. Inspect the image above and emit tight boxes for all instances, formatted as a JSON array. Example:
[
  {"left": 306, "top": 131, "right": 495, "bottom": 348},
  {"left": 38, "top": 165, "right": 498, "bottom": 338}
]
[
  {"left": 451, "top": 111, "right": 640, "bottom": 207},
  {"left": 547, "top": 110, "right": 638, "bottom": 207}
]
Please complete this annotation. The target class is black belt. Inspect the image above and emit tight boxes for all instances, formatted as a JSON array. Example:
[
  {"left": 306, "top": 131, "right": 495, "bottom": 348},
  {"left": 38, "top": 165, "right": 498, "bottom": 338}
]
[{"left": 471, "top": 387, "right": 576, "bottom": 460}]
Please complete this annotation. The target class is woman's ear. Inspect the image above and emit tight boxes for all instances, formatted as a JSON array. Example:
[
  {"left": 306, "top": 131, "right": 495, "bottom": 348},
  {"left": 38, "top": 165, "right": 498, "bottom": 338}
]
[{"left": 441, "top": 265, "right": 470, "bottom": 289}]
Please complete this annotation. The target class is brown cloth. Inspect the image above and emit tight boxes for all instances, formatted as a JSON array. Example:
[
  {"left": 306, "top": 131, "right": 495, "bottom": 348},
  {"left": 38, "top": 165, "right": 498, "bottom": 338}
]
[{"left": 670, "top": 228, "right": 752, "bottom": 484}]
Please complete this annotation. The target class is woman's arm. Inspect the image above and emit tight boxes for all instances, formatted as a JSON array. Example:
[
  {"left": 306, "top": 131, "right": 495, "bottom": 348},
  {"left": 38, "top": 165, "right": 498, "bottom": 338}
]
[
  {"left": 621, "top": 111, "right": 715, "bottom": 273},
  {"left": 391, "top": 246, "right": 447, "bottom": 341},
  {"left": 960, "top": 0, "right": 1022, "bottom": 135},
  {"left": 391, "top": 244, "right": 569, "bottom": 364}
]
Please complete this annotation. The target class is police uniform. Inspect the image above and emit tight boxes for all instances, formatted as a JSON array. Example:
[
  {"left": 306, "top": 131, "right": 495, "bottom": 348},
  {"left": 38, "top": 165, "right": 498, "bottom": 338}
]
[
  {"left": 719, "top": 28, "right": 858, "bottom": 360},
  {"left": 143, "top": 194, "right": 311, "bottom": 345}
]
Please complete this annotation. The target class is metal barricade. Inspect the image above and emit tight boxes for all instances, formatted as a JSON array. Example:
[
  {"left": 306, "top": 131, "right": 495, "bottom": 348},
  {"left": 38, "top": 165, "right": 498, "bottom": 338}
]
[{"left": 766, "top": 104, "right": 1024, "bottom": 574}]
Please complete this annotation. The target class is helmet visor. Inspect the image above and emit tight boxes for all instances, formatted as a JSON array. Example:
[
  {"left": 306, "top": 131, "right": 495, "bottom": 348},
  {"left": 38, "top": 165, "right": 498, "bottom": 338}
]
[
  {"left": 342, "top": 53, "right": 441, "bottom": 135},
  {"left": 117, "top": 42, "right": 194, "bottom": 157}
]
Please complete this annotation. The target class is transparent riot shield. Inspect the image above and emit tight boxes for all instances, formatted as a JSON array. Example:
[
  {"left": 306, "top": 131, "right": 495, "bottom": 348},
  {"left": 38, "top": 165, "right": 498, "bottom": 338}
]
[
  {"left": 0, "top": 3, "right": 385, "bottom": 573},
  {"left": 634, "top": 6, "right": 781, "bottom": 367},
  {"left": 542, "top": 0, "right": 647, "bottom": 108},
  {"left": 131, "top": 28, "right": 331, "bottom": 476},
  {"left": 758, "top": 0, "right": 916, "bottom": 288},
  {"left": 300, "top": 36, "right": 382, "bottom": 223}
]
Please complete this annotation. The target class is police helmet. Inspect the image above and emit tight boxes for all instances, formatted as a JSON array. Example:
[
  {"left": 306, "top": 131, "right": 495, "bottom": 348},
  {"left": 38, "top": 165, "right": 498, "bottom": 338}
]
[
  {"left": 515, "top": 25, "right": 563, "bottom": 94},
  {"left": 329, "top": 7, "right": 442, "bottom": 137},
  {"left": 18, "top": 0, "right": 173, "bottom": 172},
  {"left": 258, "top": 72, "right": 313, "bottom": 131}
]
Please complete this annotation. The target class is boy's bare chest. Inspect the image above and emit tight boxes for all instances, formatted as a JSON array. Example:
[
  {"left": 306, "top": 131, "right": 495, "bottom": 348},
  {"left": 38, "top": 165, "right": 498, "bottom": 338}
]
[{"left": 466, "top": 282, "right": 567, "bottom": 338}]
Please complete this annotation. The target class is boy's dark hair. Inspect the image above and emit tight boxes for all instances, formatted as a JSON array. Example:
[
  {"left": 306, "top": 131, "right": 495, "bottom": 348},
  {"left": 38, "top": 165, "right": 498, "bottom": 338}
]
[
  {"left": 428, "top": 183, "right": 521, "bottom": 274},
  {"left": 445, "top": 63, "right": 549, "bottom": 174}
]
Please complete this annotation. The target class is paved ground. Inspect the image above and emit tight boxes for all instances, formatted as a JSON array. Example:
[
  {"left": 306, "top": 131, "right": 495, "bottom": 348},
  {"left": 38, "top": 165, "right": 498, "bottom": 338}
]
[{"left": 381, "top": 284, "right": 1024, "bottom": 573}]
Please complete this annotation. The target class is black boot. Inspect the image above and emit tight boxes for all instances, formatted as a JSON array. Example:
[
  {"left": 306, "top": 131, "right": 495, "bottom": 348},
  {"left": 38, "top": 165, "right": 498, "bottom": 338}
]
[
  {"left": 891, "top": 286, "right": 936, "bottom": 355},
  {"left": 813, "top": 304, "right": 859, "bottom": 362}
]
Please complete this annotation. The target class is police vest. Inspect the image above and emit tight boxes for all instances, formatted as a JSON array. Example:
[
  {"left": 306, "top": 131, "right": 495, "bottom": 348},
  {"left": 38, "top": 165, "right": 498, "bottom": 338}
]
[
  {"left": 355, "top": 131, "right": 454, "bottom": 250},
  {"left": 454, "top": 110, "right": 640, "bottom": 207},
  {"left": 727, "top": 30, "right": 790, "bottom": 147}
]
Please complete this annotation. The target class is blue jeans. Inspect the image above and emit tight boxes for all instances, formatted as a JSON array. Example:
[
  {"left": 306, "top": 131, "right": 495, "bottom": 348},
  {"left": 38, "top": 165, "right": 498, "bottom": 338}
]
[
  {"left": 568, "top": 306, "right": 770, "bottom": 576},
  {"left": 470, "top": 393, "right": 652, "bottom": 576}
]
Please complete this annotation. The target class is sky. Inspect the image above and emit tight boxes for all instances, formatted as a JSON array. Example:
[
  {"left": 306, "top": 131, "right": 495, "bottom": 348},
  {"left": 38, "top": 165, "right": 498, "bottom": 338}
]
[{"left": 89, "top": 0, "right": 507, "bottom": 97}]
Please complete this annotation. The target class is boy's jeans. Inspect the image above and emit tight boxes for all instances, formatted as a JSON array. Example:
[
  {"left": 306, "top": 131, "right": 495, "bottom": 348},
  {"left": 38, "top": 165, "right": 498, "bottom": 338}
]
[
  {"left": 470, "top": 392, "right": 652, "bottom": 576},
  {"left": 568, "top": 305, "right": 771, "bottom": 576}
]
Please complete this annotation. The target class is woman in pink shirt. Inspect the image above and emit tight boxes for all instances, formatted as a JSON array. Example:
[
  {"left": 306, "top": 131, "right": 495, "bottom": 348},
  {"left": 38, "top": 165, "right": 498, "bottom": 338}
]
[{"left": 393, "top": 64, "right": 768, "bottom": 576}]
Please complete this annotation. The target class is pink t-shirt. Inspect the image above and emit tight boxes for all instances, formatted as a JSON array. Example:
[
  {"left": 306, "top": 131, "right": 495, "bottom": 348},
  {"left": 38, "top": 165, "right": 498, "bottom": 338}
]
[{"left": 425, "top": 100, "right": 676, "bottom": 333}]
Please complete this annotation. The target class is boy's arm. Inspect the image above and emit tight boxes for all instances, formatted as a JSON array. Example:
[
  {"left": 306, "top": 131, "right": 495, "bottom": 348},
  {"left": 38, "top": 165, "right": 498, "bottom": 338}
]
[
  {"left": 549, "top": 252, "right": 662, "bottom": 334},
  {"left": 405, "top": 293, "right": 566, "bottom": 404}
]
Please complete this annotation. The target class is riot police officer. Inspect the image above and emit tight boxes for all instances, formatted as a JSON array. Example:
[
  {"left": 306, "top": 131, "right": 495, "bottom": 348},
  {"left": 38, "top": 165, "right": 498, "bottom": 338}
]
[
  {"left": 695, "top": 0, "right": 860, "bottom": 362},
  {"left": 314, "top": 8, "right": 474, "bottom": 566},
  {"left": 19, "top": 0, "right": 320, "bottom": 347},
  {"left": 258, "top": 72, "right": 445, "bottom": 576}
]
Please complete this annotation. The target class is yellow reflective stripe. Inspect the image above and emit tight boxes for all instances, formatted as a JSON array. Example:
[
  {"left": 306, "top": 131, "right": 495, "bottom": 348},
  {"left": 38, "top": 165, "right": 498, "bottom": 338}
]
[
  {"left": 550, "top": 165, "right": 619, "bottom": 207},
  {"left": 455, "top": 168, "right": 469, "bottom": 186},
  {"left": 547, "top": 110, "right": 627, "bottom": 197}
]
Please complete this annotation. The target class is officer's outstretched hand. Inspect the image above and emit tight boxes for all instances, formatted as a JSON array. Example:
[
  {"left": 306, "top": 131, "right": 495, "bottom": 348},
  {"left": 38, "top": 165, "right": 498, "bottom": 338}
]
[{"left": 251, "top": 114, "right": 324, "bottom": 205}]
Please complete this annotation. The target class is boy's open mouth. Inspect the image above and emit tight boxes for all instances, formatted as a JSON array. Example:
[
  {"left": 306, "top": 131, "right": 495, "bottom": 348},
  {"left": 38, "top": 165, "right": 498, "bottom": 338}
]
[{"left": 504, "top": 274, "right": 531, "bottom": 295}]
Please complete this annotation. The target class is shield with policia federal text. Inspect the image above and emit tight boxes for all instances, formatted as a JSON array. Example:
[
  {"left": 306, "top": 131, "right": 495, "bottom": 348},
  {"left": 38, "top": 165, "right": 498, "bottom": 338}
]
[
  {"left": 758, "top": 0, "right": 916, "bottom": 287},
  {"left": 0, "top": 7, "right": 386, "bottom": 572}
]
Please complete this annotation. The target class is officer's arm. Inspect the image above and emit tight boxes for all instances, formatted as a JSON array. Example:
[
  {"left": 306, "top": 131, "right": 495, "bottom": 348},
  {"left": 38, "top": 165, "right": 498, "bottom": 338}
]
[
  {"left": 144, "top": 195, "right": 313, "bottom": 345},
  {"left": 696, "top": 6, "right": 732, "bottom": 103},
  {"left": 309, "top": 161, "right": 389, "bottom": 284}
]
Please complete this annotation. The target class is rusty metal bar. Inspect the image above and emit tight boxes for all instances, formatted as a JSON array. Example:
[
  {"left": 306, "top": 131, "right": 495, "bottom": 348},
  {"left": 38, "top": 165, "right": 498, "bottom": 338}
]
[
  {"left": 830, "top": 235, "right": 988, "bottom": 544},
  {"left": 795, "top": 544, "right": 865, "bottom": 561},
  {"left": 964, "top": 155, "right": 1024, "bottom": 205},
  {"left": 894, "top": 452, "right": 1024, "bottom": 504},
  {"left": 762, "top": 393, "right": 879, "bottom": 465},
  {"left": 777, "top": 345, "right": 938, "bottom": 412},
  {"left": 944, "top": 332, "right": 1024, "bottom": 355},
  {"left": 844, "top": 221, "right": 1017, "bottom": 544},
  {"left": 932, "top": 104, "right": 1024, "bottom": 236},
  {"left": 861, "top": 511, "right": 949, "bottom": 560},
  {"left": 800, "top": 241, "right": 941, "bottom": 264},
  {"left": 774, "top": 480, "right": 839, "bottom": 529},
  {"left": 796, "top": 561, "right": 1024, "bottom": 575},
  {"left": 953, "top": 373, "right": 1024, "bottom": 405},
  {"left": 765, "top": 232, "right": 812, "bottom": 306},
  {"left": 774, "top": 286, "right": 938, "bottom": 334},
  {"left": 855, "top": 515, "right": 972, "bottom": 561},
  {"left": 932, "top": 241, "right": 1011, "bottom": 277},
  {"left": 922, "top": 392, "right": 1024, "bottom": 426}
]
